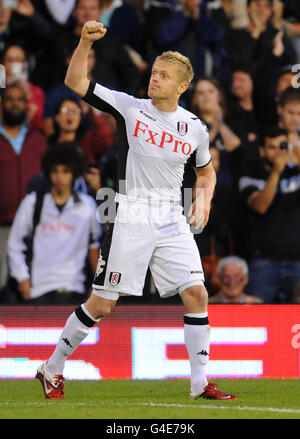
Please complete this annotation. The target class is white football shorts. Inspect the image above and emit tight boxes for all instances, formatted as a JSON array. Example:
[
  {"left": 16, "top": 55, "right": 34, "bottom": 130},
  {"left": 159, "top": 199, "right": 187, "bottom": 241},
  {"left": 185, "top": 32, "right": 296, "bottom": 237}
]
[{"left": 92, "top": 195, "right": 204, "bottom": 300}]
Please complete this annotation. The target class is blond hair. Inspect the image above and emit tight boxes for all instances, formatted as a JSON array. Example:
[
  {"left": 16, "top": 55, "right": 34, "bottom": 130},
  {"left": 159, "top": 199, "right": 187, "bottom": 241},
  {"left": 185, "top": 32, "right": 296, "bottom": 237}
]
[{"left": 156, "top": 51, "right": 194, "bottom": 84}]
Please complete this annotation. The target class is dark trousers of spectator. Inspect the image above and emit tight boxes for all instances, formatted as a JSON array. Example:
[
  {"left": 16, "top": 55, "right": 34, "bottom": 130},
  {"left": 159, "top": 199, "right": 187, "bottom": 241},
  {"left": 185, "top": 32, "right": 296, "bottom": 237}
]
[
  {"left": 29, "top": 290, "right": 86, "bottom": 305},
  {"left": 248, "top": 258, "right": 300, "bottom": 303}
]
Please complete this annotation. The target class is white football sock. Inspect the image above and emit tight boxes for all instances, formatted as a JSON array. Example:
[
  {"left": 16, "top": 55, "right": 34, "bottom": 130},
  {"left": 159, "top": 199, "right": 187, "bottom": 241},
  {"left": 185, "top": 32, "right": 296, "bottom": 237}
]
[
  {"left": 184, "top": 312, "right": 210, "bottom": 395},
  {"left": 46, "top": 305, "right": 100, "bottom": 376}
]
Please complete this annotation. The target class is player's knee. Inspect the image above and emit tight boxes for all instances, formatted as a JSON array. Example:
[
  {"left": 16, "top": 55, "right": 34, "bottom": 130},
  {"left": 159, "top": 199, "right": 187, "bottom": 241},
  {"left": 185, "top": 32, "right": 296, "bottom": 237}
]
[
  {"left": 93, "top": 301, "right": 114, "bottom": 319},
  {"left": 85, "top": 294, "right": 116, "bottom": 320},
  {"left": 181, "top": 285, "right": 208, "bottom": 311},
  {"left": 190, "top": 286, "right": 208, "bottom": 305}
]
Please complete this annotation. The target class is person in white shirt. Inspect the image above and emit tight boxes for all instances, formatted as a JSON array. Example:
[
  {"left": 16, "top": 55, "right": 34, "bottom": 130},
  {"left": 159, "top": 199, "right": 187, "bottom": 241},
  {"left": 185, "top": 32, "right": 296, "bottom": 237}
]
[
  {"left": 7, "top": 144, "right": 101, "bottom": 305},
  {"left": 35, "top": 21, "right": 237, "bottom": 401}
]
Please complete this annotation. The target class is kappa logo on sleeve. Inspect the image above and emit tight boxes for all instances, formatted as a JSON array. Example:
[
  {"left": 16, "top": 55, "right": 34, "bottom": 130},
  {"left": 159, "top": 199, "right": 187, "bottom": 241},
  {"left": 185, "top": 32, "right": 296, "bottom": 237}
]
[{"left": 109, "top": 272, "right": 122, "bottom": 286}]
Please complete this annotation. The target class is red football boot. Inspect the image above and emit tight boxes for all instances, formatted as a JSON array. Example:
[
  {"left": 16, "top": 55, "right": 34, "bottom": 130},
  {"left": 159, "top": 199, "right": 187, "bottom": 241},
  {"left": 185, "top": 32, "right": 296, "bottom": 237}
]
[
  {"left": 36, "top": 362, "right": 65, "bottom": 400},
  {"left": 191, "top": 382, "right": 238, "bottom": 400}
]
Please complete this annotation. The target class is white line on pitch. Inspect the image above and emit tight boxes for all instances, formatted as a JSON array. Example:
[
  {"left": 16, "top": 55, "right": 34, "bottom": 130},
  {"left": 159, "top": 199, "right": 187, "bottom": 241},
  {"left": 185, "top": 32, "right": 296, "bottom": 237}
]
[
  {"left": 0, "top": 401, "right": 300, "bottom": 414},
  {"left": 128, "top": 401, "right": 300, "bottom": 414}
]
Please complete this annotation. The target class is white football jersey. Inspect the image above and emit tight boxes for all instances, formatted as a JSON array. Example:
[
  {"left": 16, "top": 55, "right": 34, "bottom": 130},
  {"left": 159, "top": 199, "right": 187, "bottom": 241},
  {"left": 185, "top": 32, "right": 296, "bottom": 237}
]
[{"left": 83, "top": 80, "right": 211, "bottom": 203}]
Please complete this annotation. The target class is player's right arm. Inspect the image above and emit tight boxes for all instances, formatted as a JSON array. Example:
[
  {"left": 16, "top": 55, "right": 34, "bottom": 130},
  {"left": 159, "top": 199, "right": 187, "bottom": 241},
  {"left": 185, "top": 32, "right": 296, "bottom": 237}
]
[{"left": 64, "top": 21, "right": 107, "bottom": 97}]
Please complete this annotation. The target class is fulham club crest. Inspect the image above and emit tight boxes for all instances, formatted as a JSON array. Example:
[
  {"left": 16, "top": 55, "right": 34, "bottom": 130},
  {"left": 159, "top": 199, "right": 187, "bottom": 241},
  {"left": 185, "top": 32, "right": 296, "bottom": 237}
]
[
  {"left": 109, "top": 272, "right": 122, "bottom": 287},
  {"left": 177, "top": 121, "right": 188, "bottom": 136}
]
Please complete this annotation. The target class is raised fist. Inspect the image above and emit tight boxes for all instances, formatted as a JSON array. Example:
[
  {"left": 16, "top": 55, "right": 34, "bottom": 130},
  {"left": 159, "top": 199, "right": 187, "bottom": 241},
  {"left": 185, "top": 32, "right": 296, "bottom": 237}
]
[{"left": 81, "top": 21, "right": 107, "bottom": 42}]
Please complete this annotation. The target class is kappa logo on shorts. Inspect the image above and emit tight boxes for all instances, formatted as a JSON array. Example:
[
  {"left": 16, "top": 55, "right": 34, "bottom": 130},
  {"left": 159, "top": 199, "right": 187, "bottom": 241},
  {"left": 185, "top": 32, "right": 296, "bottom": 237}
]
[
  {"left": 95, "top": 252, "right": 106, "bottom": 277},
  {"left": 177, "top": 121, "right": 188, "bottom": 136},
  {"left": 109, "top": 272, "right": 122, "bottom": 287}
]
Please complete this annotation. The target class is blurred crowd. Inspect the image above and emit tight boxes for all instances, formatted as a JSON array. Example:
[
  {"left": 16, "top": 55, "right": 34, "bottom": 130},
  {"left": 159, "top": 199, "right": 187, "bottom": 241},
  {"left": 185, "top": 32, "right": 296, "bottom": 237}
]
[{"left": 1, "top": 0, "right": 300, "bottom": 305}]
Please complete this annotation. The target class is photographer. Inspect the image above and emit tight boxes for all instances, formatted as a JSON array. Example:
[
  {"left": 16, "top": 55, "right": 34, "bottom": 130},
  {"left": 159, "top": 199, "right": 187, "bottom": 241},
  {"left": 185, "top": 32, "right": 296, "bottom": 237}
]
[
  {"left": 278, "top": 86, "right": 300, "bottom": 151},
  {"left": 239, "top": 127, "right": 300, "bottom": 303}
]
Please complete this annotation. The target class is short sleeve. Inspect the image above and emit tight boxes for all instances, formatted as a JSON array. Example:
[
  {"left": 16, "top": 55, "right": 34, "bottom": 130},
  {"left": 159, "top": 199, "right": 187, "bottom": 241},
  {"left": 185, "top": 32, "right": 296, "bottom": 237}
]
[
  {"left": 82, "top": 80, "right": 136, "bottom": 118},
  {"left": 195, "top": 130, "right": 211, "bottom": 168}
]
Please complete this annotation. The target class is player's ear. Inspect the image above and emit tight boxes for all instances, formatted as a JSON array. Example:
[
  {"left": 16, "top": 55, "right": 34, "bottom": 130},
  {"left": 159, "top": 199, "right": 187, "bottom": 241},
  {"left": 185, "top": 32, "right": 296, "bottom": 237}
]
[{"left": 178, "top": 82, "right": 189, "bottom": 96}]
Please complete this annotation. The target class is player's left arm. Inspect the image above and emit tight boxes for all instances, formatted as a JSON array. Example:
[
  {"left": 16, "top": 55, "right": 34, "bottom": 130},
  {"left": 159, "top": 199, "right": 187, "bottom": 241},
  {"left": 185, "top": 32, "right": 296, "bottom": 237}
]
[
  {"left": 188, "top": 161, "right": 216, "bottom": 229},
  {"left": 87, "top": 196, "right": 102, "bottom": 273},
  {"left": 89, "top": 247, "right": 99, "bottom": 274}
]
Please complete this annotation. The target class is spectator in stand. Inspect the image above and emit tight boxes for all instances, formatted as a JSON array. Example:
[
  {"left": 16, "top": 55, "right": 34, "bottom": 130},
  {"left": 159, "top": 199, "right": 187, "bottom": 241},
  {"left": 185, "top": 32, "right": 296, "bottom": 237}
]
[
  {"left": 239, "top": 127, "right": 300, "bottom": 303},
  {"left": 206, "top": 0, "right": 233, "bottom": 34},
  {"left": 31, "top": 98, "right": 112, "bottom": 199},
  {"left": 27, "top": 141, "right": 102, "bottom": 201},
  {"left": 256, "top": 64, "right": 298, "bottom": 132},
  {"left": 43, "top": 45, "right": 94, "bottom": 137},
  {"left": 144, "top": 0, "right": 231, "bottom": 88},
  {"left": 43, "top": 0, "right": 141, "bottom": 95},
  {"left": 0, "top": 83, "right": 48, "bottom": 291},
  {"left": 209, "top": 256, "right": 262, "bottom": 303},
  {"left": 225, "top": 0, "right": 296, "bottom": 69},
  {"left": 49, "top": 97, "right": 115, "bottom": 164},
  {"left": 226, "top": 63, "right": 259, "bottom": 153},
  {"left": 0, "top": 1, "right": 12, "bottom": 51},
  {"left": 273, "top": 0, "right": 300, "bottom": 62},
  {"left": 29, "top": 96, "right": 113, "bottom": 199},
  {"left": 2, "top": 44, "right": 45, "bottom": 131},
  {"left": 277, "top": 65, "right": 297, "bottom": 96},
  {"left": 43, "top": 50, "right": 88, "bottom": 138},
  {"left": 48, "top": 98, "right": 86, "bottom": 146},
  {"left": 191, "top": 77, "right": 242, "bottom": 187},
  {"left": 278, "top": 87, "right": 300, "bottom": 149},
  {"left": 32, "top": 0, "right": 76, "bottom": 29},
  {"left": 225, "top": 0, "right": 296, "bottom": 124},
  {"left": 0, "top": 0, "right": 54, "bottom": 57},
  {"left": 207, "top": 0, "right": 262, "bottom": 33},
  {"left": 7, "top": 144, "right": 101, "bottom": 304},
  {"left": 99, "top": 0, "right": 146, "bottom": 59},
  {"left": 225, "top": 0, "right": 249, "bottom": 29}
]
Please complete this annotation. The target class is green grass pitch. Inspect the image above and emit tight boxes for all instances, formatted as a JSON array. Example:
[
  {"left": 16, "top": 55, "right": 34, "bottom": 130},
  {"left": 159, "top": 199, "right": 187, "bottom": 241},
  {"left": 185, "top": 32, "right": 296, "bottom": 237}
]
[{"left": 0, "top": 378, "right": 299, "bottom": 419}]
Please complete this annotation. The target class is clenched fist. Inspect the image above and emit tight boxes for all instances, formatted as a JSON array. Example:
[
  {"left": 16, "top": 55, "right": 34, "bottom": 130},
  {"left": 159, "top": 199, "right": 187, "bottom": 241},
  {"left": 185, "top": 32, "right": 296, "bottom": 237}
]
[{"left": 81, "top": 21, "right": 107, "bottom": 42}]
